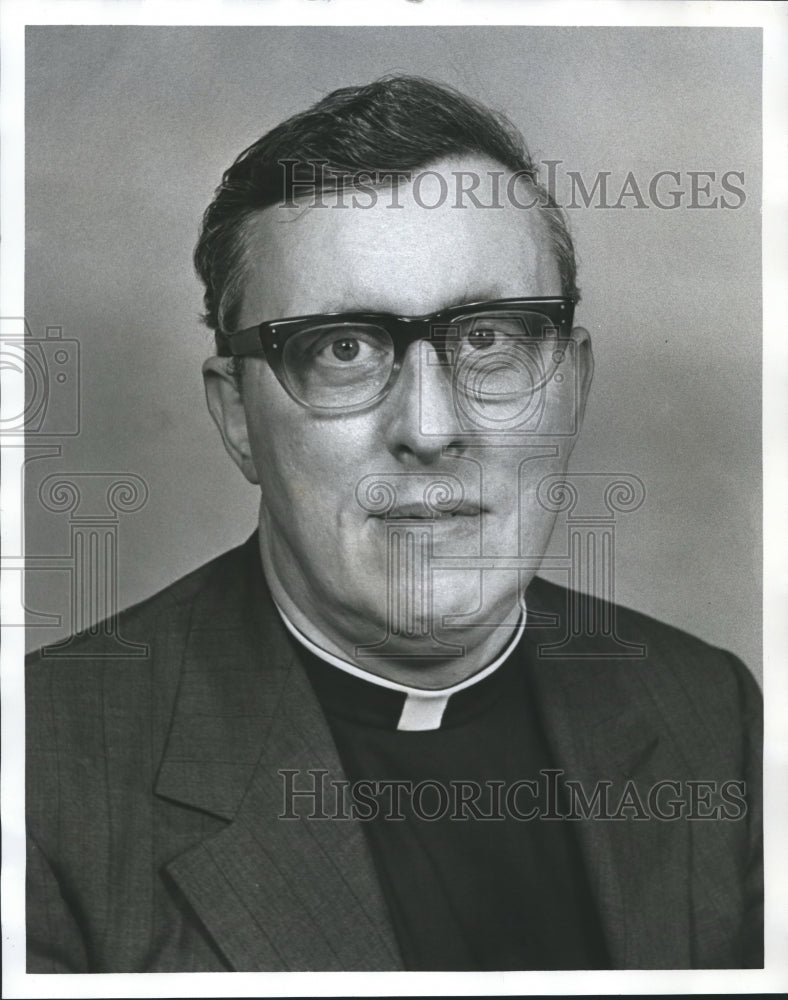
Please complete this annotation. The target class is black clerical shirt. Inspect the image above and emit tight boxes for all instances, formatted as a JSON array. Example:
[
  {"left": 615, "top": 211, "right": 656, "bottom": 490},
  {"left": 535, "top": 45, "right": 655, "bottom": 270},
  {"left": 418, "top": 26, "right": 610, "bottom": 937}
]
[{"left": 297, "top": 633, "right": 610, "bottom": 971}]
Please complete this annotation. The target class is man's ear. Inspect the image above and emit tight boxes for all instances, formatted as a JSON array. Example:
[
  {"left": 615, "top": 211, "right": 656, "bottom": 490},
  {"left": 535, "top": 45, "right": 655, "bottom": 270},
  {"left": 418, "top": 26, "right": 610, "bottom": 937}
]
[
  {"left": 202, "top": 357, "right": 260, "bottom": 484},
  {"left": 570, "top": 325, "right": 594, "bottom": 428}
]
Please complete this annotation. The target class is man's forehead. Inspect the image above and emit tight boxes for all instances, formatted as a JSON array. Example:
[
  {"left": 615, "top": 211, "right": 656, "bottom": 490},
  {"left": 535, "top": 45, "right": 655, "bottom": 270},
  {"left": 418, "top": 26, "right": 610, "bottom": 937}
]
[{"left": 236, "top": 155, "right": 559, "bottom": 325}]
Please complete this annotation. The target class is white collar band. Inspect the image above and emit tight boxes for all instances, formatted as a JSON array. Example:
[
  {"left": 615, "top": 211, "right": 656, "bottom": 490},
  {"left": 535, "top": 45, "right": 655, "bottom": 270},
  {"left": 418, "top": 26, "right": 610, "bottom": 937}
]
[{"left": 275, "top": 600, "right": 527, "bottom": 731}]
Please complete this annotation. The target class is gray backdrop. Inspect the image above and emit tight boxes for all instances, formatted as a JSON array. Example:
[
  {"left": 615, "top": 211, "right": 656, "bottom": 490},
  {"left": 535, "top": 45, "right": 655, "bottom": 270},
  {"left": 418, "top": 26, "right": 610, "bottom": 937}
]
[{"left": 24, "top": 26, "right": 762, "bottom": 680}]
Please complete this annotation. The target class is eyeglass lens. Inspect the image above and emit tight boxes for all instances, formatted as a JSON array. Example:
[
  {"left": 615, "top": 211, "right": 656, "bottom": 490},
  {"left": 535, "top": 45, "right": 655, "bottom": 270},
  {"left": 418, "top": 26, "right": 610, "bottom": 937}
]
[{"left": 281, "top": 309, "right": 565, "bottom": 410}]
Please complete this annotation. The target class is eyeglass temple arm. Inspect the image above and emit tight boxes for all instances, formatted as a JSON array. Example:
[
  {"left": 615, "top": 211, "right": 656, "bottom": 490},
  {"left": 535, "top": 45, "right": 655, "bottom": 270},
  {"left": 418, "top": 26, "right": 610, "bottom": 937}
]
[{"left": 215, "top": 327, "right": 267, "bottom": 357}]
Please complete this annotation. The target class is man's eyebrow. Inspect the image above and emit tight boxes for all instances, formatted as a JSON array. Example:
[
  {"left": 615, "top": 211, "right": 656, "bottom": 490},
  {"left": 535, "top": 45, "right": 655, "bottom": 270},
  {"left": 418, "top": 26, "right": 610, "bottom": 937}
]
[
  {"left": 443, "top": 287, "right": 510, "bottom": 309},
  {"left": 317, "top": 288, "right": 512, "bottom": 316},
  {"left": 318, "top": 300, "right": 368, "bottom": 314}
]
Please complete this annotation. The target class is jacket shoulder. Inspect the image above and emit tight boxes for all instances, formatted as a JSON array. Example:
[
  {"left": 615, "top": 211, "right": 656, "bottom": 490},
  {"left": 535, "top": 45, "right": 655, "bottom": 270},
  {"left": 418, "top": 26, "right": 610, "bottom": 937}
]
[
  {"left": 28, "top": 539, "right": 252, "bottom": 665},
  {"left": 25, "top": 537, "right": 258, "bottom": 761},
  {"left": 527, "top": 575, "right": 762, "bottom": 729}
]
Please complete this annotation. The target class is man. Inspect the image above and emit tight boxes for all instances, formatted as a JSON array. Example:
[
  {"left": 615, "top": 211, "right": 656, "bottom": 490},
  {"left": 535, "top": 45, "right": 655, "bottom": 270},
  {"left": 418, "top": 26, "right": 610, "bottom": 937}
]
[{"left": 26, "top": 76, "right": 762, "bottom": 972}]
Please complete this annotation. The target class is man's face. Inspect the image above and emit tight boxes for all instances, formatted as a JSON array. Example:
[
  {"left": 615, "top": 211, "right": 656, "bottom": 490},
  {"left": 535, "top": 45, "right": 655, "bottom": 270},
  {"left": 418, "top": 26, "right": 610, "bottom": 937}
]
[{"left": 205, "top": 156, "right": 592, "bottom": 676}]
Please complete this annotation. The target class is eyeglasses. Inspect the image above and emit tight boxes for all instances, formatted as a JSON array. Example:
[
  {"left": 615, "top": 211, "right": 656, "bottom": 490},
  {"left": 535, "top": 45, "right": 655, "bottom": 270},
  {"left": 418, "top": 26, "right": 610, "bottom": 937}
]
[{"left": 215, "top": 297, "right": 574, "bottom": 414}]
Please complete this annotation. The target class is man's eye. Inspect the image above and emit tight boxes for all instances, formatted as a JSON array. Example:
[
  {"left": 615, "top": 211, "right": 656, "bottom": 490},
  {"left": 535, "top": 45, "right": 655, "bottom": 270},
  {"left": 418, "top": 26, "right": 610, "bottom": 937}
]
[
  {"left": 330, "top": 337, "right": 361, "bottom": 362},
  {"left": 311, "top": 332, "right": 383, "bottom": 366},
  {"left": 466, "top": 327, "right": 498, "bottom": 350}
]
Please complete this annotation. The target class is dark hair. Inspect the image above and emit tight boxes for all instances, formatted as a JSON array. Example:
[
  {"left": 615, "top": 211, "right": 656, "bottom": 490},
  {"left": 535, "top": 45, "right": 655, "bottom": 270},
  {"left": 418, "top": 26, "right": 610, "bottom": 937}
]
[{"left": 194, "top": 75, "right": 578, "bottom": 337}]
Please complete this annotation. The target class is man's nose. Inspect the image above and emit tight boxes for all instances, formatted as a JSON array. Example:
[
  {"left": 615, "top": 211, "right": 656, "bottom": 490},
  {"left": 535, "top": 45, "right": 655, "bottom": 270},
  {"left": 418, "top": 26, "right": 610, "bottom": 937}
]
[{"left": 381, "top": 340, "right": 465, "bottom": 464}]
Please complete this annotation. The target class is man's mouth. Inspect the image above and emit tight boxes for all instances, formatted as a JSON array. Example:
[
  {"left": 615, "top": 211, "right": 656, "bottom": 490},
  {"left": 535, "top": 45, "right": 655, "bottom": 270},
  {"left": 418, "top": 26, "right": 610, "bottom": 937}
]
[{"left": 376, "top": 501, "right": 484, "bottom": 520}]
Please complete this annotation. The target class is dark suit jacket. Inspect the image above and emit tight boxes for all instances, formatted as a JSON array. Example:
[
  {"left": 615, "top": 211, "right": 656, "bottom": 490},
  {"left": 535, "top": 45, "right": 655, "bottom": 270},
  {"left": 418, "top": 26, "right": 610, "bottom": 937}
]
[{"left": 26, "top": 535, "right": 763, "bottom": 972}]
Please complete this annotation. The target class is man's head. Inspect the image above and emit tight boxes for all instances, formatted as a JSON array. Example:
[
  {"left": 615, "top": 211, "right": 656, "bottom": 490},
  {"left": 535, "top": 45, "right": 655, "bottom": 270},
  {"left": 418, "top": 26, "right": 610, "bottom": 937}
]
[
  {"left": 194, "top": 75, "right": 579, "bottom": 337},
  {"left": 199, "top": 76, "right": 593, "bottom": 684}
]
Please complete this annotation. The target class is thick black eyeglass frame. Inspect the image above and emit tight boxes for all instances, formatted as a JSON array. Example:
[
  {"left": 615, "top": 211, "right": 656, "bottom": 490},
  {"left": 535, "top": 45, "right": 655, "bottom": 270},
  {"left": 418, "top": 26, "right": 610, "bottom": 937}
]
[{"left": 215, "top": 297, "right": 575, "bottom": 412}]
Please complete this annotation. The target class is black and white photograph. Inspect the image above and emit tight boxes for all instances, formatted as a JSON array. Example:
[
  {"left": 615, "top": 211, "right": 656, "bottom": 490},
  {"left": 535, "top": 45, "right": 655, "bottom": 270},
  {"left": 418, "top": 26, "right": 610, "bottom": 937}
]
[{"left": 2, "top": 1, "right": 786, "bottom": 996}]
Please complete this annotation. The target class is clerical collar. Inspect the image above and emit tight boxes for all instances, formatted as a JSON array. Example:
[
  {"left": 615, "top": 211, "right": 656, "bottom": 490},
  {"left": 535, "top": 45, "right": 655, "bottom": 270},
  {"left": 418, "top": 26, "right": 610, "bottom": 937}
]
[{"left": 274, "top": 598, "right": 527, "bottom": 732}]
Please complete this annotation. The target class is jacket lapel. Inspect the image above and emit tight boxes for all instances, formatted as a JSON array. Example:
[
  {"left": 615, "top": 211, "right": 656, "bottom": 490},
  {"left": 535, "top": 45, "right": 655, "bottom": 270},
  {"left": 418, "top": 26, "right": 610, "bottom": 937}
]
[
  {"left": 525, "top": 580, "right": 692, "bottom": 968},
  {"left": 154, "top": 537, "right": 402, "bottom": 970}
]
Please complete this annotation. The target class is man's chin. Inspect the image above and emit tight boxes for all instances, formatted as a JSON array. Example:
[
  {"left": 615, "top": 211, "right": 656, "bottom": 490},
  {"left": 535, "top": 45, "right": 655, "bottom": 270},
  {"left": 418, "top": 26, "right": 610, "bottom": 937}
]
[{"left": 327, "top": 590, "right": 490, "bottom": 659}]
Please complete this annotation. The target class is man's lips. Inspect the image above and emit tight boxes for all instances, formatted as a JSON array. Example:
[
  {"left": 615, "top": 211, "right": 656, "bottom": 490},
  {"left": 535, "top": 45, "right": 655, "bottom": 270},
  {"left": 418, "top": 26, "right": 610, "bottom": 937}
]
[
  {"left": 355, "top": 472, "right": 475, "bottom": 521},
  {"left": 372, "top": 501, "right": 484, "bottom": 520}
]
